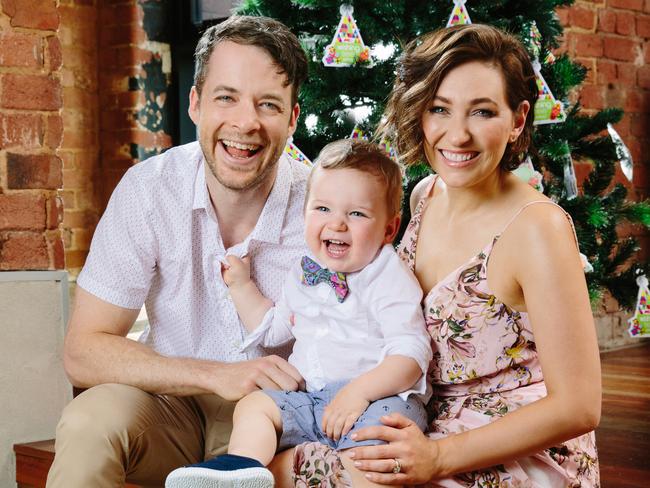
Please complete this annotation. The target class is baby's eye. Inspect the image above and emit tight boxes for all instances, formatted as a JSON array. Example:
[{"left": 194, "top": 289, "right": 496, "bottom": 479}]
[
  {"left": 350, "top": 211, "right": 367, "bottom": 218},
  {"left": 315, "top": 206, "right": 329, "bottom": 212}
]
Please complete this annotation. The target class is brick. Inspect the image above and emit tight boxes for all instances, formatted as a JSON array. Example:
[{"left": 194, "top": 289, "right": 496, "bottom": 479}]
[
  {"left": 117, "top": 46, "right": 152, "bottom": 67},
  {"left": 638, "top": 14, "right": 650, "bottom": 37},
  {"left": 0, "top": 232, "right": 49, "bottom": 270},
  {"left": 578, "top": 84, "right": 606, "bottom": 110},
  {"left": 0, "top": 32, "right": 42, "bottom": 68},
  {"left": 0, "top": 193, "right": 46, "bottom": 230},
  {"left": 615, "top": 61, "right": 637, "bottom": 85},
  {"left": 624, "top": 89, "right": 648, "bottom": 112},
  {"left": 47, "top": 232, "right": 65, "bottom": 269},
  {"left": 47, "top": 36, "right": 62, "bottom": 71},
  {"left": 598, "top": 10, "right": 616, "bottom": 33},
  {"left": 568, "top": 5, "right": 596, "bottom": 30},
  {"left": 603, "top": 36, "right": 639, "bottom": 61},
  {"left": 557, "top": 6, "right": 570, "bottom": 26},
  {"left": 0, "top": 74, "right": 61, "bottom": 111},
  {"left": 646, "top": 0, "right": 650, "bottom": 13},
  {"left": 64, "top": 248, "right": 87, "bottom": 269},
  {"left": 45, "top": 114, "right": 63, "bottom": 149},
  {"left": 604, "top": 86, "right": 627, "bottom": 108},
  {"left": 0, "top": 113, "right": 43, "bottom": 149},
  {"left": 639, "top": 65, "right": 650, "bottom": 89},
  {"left": 573, "top": 32, "right": 603, "bottom": 57},
  {"left": 100, "top": 23, "right": 146, "bottom": 46},
  {"left": 597, "top": 60, "right": 617, "bottom": 85},
  {"left": 63, "top": 209, "right": 96, "bottom": 228},
  {"left": 72, "top": 227, "right": 94, "bottom": 249},
  {"left": 608, "top": 0, "right": 644, "bottom": 10},
  {"left": 61, "top": 129, "right": 97, "bottom": 149},
  {"left": 100, "top": 4, "right": 143, "bottom": 26},
  {"left": 630, "top": 113, "right": 649, "bottom": 137},
  {"left": 7, "top": 153, "right": 63, "bottom": 190},
  {"left": 616, "top": 11, "right": 637, "bottom": 35},
  {"left": 46, "top": 195, "right": 63, "bottom": 229},
  {"left": 575, "top": 57, "right": 596, "bottom": 84},
  {"left": 1, "top": 0, "right": 59, "bottom": 30}
]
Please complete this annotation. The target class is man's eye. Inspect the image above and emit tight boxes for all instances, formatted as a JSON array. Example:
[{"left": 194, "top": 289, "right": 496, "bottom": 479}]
[
  {"left": 261, "top": 102, "right": 280, "bottom": 112},
  {"left": 215, "top": 95, "right": 233, "bottom": 103}
]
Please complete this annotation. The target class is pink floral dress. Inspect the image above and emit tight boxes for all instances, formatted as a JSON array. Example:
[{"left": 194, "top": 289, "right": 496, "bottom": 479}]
[
  {"left": 395, "top": 177, "right": 600, "bottom": 487},
  {"left": 291, "top": 178, "right": 599, "bottom": 488}
]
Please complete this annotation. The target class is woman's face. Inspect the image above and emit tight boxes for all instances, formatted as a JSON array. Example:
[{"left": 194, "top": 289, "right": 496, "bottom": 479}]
[{"left": 421, "top": 61, "right": 529, "bottom": 189}]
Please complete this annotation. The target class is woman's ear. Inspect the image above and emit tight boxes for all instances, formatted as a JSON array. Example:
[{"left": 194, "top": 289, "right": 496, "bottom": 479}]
[{"left": 510, "top": 100, "right": 531, "bottom": 142}]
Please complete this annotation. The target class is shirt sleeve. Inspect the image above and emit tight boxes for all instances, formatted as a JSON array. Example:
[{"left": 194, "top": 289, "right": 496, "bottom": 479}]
[
  {"left": 76, "top": 167, "right": 158, "bottom": 309},
  {"left": 368, "top": 248, "right": 433, "bottom": 398},
  {"left": 240, "top": 278, "right": 295, "bottom": 351}
]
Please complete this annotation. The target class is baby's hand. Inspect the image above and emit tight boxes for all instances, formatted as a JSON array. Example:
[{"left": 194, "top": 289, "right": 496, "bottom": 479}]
[
  {"left": 322, "top": 384, "right": 370, "bottom": 441},
  {"left": 221, "top": 255, "right": 251, "bottom": 289}
]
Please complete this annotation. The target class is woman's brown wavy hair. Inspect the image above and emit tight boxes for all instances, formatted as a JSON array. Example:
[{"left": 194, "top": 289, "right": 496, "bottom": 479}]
[{"left": 377, "top": 24, "right": 538, "bottom": 171}]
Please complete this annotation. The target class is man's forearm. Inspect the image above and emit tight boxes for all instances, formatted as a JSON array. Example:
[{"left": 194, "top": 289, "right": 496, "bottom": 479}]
[{"left": 64, "top": 331, "right": 233, "bottom": 397}]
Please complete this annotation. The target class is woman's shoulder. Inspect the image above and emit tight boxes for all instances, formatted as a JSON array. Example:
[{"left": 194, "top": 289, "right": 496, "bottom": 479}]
[{"left": 409, "top": 174, "right": 436, "bottom": 213}]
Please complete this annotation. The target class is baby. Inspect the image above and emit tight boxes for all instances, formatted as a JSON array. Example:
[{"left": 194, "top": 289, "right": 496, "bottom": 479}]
[{"left": 166, "top": 139, "right": 431, "bottom": 488}]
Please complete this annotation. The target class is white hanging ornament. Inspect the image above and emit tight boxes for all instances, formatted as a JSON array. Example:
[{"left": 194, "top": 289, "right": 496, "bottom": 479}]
[
  {"left": 559, "top": 140, "right": 578, "bottom": 200},
  {"left": 607, "top": 123, "right": 634, "bottom": 182},
  {"left": 284, "top": 137, "right": 312, "bottom": 167},
  {"left": 446, "top": 0, "right": 472, "bottom": 27},
  {"left": 628, "top": 274, "right": 650, "bottom": 338},
  {"left": 322, "top": 4, "right": 372, "bottom": 68},
  {"left": 512, "top": 156, "right": 544, "bottom": 193}
]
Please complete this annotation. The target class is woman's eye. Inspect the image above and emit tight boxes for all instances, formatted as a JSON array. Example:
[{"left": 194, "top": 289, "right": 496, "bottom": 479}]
[
  {"left": 475, "top": 108, "right": 496, "bottom": 118},
  {"left": 428, "top": 106, "right": 447, "bottom": 114}
]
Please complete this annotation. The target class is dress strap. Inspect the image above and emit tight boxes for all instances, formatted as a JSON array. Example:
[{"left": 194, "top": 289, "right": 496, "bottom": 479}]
[{"left": 498, "top": 200, "right": 580, "bottom": 250}]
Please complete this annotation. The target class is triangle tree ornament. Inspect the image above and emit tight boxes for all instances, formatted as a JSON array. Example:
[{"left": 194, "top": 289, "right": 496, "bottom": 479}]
[
  {"left": 284, "top": 138, "right": 312, "bottom": 167},
  {"left": 524, "top": 22, "right": 566, "bottom": 125},
  {"left": 446, "top": 0, "right": 472, "bottom": 27},
  {"left": 322, "top": 4, "right": 372, "bottom": 68},
  {"left": 628, "top": 274, "right": 650, "bottom": 338}
]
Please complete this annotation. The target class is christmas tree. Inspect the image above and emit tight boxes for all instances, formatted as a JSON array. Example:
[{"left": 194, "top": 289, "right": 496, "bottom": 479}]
[{"left": 238, "top": 0, "right": 650, "bottom": 309}]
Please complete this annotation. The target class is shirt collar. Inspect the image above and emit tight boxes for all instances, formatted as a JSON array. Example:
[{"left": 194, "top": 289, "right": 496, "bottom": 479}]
[{"left": 192, "top": 152, "right": 294, "bottom": 245}]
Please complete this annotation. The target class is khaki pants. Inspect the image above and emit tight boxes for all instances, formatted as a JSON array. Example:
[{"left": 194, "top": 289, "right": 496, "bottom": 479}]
[{"left": 46, "top": 383, "right": 235, "bottom": 488}]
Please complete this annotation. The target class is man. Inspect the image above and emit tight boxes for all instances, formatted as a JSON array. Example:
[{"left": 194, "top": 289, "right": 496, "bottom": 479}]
[{"left": 47, "top": 15, "right": 309, "bottom": 487}]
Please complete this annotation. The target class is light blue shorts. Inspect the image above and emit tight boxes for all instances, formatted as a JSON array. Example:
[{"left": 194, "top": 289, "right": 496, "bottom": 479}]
[{"left": 263, "top": 380, "right": 428, "bottom": 451}]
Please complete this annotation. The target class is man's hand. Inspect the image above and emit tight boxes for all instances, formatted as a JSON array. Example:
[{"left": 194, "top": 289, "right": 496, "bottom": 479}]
[
  {"left": 322, "top": 383, "right": 370, "bottom": 441},
  {"left": 222, "top": 255, "right": 251, "bottom": 289},
  {"left": 213, "top": 355, "right": 305, "bottom": 401}
]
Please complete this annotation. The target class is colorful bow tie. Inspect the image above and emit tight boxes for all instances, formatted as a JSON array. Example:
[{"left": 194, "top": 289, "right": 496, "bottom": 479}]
[{"left": 300, "top": 256, "right": 349, "bottom": 303}]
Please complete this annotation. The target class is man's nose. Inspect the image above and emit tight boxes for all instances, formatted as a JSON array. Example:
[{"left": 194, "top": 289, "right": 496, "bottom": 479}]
[{"left": 231, "top": 101, "right": 261, "bottom": 133}]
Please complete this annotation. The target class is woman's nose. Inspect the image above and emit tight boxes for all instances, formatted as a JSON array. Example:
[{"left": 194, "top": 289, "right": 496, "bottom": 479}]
[{"left": 447, "top": 115, "right": 472, "bottom": 146}]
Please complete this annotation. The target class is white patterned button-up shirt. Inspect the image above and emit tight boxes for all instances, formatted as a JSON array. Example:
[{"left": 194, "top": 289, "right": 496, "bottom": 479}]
[{"left": 78, "top": 141, "right": 309, "bottom": 361}]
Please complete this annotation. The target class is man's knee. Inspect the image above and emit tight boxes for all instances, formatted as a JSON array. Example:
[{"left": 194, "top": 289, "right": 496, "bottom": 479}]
[{"left": 56, "top": 383, "right": 151, "bottom": 444}]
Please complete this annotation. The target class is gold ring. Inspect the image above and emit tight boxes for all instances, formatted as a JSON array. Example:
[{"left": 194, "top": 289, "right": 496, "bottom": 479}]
[{"left": 392, "top": 458, "right": 401, "bottom": 474}]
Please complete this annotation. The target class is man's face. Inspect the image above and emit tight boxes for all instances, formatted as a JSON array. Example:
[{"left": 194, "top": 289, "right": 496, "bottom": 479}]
[{"left": 189, "top": 41, "right": 299, "bottom": 192}]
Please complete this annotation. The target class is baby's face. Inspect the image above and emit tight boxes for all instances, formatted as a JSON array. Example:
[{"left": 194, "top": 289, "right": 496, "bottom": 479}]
[{"left": 304, "top": 167, "right": 398, "bottom": 273}]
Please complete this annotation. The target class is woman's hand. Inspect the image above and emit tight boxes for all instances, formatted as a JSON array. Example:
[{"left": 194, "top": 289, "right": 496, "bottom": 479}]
[
  {"left": 322, "top": 384, "right": 370, "bottom": 441},
  {"left": 348, "top": 413, "right": 440, "bottom": 485}
]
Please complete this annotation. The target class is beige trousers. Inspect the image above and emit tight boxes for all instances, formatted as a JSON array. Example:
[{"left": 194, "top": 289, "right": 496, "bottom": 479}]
[{"left": 46, "top": 383, "right": 235, "bottom": 488}]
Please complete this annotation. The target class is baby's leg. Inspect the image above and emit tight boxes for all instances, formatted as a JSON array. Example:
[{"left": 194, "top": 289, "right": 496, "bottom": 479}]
[{"left": 228, "top": 390, "right": 283, "bottom": 465}]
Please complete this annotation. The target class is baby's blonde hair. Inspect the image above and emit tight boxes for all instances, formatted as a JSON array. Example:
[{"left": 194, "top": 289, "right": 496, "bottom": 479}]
[{"left": 307, "top": 139, "right": 403, "bottom": 218}]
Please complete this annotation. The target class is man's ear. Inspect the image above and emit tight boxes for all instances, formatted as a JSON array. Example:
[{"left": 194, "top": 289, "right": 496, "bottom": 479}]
[
  {"left": 188, "top": 86, "right": 200, "bottom": 125},
  {"left": 288, "top": 103, "right": 300, "bottom": 137},
  {"left": 383, "top": 214, "right": 401, "bottom": 244}
]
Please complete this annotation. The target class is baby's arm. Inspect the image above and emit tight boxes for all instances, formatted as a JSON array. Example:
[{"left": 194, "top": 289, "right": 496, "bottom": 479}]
[{"left": 222, "top": 255, "right": 273, "bottom": 333}]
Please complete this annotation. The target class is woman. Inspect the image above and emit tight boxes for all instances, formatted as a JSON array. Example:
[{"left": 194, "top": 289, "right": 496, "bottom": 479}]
[{"left": 286, "top": 24, "right": 601, "bottom": 488}]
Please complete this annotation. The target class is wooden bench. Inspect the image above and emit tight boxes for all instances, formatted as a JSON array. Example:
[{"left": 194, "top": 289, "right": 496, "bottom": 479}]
[{"left": 14, "top": 439, "right": 140, "bottom": 488}]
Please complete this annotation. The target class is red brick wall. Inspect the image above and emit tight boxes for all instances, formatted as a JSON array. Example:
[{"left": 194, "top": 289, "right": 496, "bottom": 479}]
[
  {"left": 559, "top": 0, "right": 649, "bottom": 197},
  {"left": 59, "top": 0, "right": 101, "bottom": 274},
  {"left": 0, "top": 0, "right": 64, "bottom": 270},
  {"left": 59, "top": 0, "right": 173, "bottom": 276}
]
